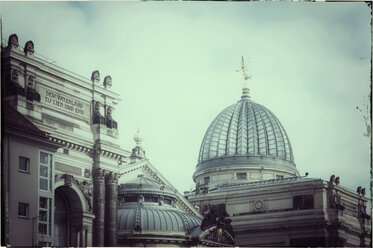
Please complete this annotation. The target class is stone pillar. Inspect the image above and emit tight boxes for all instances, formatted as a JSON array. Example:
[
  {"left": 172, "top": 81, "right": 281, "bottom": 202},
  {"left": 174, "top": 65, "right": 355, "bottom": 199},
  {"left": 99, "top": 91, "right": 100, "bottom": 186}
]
[
  {"left": 93, "top": 168, "right": 106, "bottom": 246},
  {"left": 80, "top": 226, "right": 87, "bottom": 247},
  {"left": 104, "top": 172, "right": 118, "bottom": 246}
]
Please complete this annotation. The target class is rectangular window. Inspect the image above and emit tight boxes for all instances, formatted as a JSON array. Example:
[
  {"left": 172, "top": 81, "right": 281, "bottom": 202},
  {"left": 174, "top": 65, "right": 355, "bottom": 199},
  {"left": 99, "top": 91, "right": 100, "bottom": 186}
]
[
  {"left": 18, "top": 202, "right": 29, "bottom": 218},
  {"left": 293, "top": 195, "right": 314, "bottom": 210},
  {"left": 276, "top": 175, "right": 284, "bottom": 179},
  {"left": 19, "top": 156, "right": 30, "bottom": 173},
  {"left": 39, "top": 152, "right": 52, "bottom": 191},
  {"left": 38, "top": 150, "right": 54, "bottom": 243},
  {"left": 38, "top": 197, "right": 51, "bottom": 235},
  {"left": 204, "top": 177, "right": 210, "bottom": 185},
  {"left": 237, "top": 173, "right": 247, "bottom": 180}
]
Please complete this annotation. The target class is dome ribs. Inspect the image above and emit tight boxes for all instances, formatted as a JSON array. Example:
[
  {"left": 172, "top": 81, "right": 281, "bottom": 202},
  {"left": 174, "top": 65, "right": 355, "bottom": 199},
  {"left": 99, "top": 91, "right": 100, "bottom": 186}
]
[
  {"left": 262, "top": 106, "right": 279, "bottom": 157},
  {"left": 272, "top": 113, "right": 293, "bottom": 162},
  {"left": 215, "top": 109, "right": 229, "bottom": 158},
  {"left": 226, "top": 104, "right": 238, "bottom": 156},
  {"left": 247, "top": 102, "right": 256, "bottom": 155},
  {"left": 230, "top": 101, "right": 241, "bottom": 155},
  {"left": 252, "top": 103, "right": 268, "bottom": 155},
  {"left": 196, "top": 97, "right": 296, "bottom": 173},
  {"left": 236, "top": 101, "right": 246, "bottom": 155}
]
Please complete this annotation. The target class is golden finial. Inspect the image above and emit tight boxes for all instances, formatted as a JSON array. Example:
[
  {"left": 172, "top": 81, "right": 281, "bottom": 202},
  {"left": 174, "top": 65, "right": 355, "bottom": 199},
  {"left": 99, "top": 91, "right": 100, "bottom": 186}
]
[{"left": 236, "top": 56, "right": 252, "bottom": 81}]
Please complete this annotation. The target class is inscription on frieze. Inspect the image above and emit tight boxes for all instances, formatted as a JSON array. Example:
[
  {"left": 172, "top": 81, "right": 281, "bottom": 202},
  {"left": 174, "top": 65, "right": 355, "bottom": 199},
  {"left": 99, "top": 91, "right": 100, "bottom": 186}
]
[{"left": 39, "top": 86, "right": 90, "bottom": 119}]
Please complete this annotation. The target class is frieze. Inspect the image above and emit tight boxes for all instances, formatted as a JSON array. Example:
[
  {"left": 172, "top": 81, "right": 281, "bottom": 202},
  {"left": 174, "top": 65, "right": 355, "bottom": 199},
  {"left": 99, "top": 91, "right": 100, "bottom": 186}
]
[{"left": 39, "top": 85, "right": 90, "bottom": 120}]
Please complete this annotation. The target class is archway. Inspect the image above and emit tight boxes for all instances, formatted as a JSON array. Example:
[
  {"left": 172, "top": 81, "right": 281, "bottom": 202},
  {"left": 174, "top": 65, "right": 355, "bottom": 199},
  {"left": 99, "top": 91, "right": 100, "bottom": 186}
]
[{"left": 54, "top": 185, "right": 84, "bottom": 246}]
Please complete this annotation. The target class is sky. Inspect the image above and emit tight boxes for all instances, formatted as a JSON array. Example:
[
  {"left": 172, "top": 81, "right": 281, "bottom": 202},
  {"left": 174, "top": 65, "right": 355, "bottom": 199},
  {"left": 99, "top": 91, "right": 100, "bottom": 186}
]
[{"left": 1, "top": 2, "right": 371, "bottom": 196}]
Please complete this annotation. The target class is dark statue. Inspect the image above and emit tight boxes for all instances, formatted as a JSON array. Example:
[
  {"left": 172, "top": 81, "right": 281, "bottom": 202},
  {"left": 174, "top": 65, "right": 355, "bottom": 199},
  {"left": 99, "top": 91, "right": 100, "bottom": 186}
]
[
  {"left": 201, "top": 204, "right": 235, "bottom": 238},
  {"left": 106, "top": 106, "right": 117, "bottom": 129},
  {"left": 26, "top": 75, "right": 41, "bottom": 101},
  {"left": 103, "top": 75, "right": 112, "bottom": 88},
  {"left": 93, "top": 101, "right": 106, "bottom": 124},
  {"left": 24, "top": 41, "right": 34, "bottom": 56},
  {"left": 7, "top": 34, "right": 19, "bottom": 50},
  {"left": 91, "top": 70, "right": 100, "bottom": 83},
  {"left": 8, "top": 70, "right": 25, "bottom": 96}
]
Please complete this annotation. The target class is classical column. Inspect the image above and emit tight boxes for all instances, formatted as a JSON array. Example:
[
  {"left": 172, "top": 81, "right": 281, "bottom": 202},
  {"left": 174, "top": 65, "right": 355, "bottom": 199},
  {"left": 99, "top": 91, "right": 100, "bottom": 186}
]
[
  {"left": 93, "top": 168, "right": 105, "bottom": 246},
  {"left": 79, "top": 226, "right": 87, "bottom": 247},
  {"left": 104, "top": 171, "right": 118, "bottom": 246}
]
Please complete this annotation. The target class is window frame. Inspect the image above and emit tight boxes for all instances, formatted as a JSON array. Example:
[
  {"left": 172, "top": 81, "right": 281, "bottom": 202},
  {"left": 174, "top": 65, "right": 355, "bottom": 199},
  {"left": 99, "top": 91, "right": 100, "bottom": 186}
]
[
  {"left": 18, "top": 202, "right": 29, "bottom": 218},
  {"left": 18, "top": 156, "right": 30, "bottom": 173},
  {"left": 237, "top": 172, "right": 247, "bottom": 180}
]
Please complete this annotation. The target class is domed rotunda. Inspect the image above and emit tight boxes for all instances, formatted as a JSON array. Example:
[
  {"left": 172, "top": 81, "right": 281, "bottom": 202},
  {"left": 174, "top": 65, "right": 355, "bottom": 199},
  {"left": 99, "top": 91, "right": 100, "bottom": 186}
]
[
  {"left": 117, "top": 175, "right": 202, "bottom": 246},
  {"left": 193, "top": 87, "right": 299, "bottom": 188}
]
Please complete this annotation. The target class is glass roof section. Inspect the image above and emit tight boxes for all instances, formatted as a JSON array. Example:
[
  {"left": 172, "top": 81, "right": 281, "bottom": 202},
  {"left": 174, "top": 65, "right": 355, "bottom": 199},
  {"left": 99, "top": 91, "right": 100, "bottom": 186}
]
[{"left": 198, "top": 97, "right": 294, "bottom": 166}]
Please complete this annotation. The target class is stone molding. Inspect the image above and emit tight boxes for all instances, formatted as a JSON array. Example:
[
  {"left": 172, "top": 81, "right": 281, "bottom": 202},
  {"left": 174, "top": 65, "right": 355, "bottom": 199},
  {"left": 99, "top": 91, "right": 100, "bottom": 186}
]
[
  {"left": 50, "top": 136, "right": 126, "bottom": 160},
  {"left": 49, "top": 136, "right": 93, "bottom": 153},
  {"left": 105, "top": 171, "right": 119, "bottom": 185},
  {"left": 93, "top": 168, "right": 106, "bottom": 182},
  {"left": 234, "top": 222, "right": 327, "bottom": 234},
  {"left": 55, "top": 174, "right": 94, "bottom": 213}
]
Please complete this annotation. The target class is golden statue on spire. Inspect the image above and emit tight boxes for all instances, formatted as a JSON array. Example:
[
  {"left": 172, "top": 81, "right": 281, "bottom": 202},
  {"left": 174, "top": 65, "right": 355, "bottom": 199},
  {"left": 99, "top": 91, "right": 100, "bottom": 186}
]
[{"left": 236, "top": 56, "right": 252, "bottom": 81}]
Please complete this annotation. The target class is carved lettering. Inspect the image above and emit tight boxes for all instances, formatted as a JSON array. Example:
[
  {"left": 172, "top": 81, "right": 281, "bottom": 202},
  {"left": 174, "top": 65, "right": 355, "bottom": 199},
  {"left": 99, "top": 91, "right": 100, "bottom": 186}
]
[{"left": 39, "top": 86, "right": 89, "bottom": 119}]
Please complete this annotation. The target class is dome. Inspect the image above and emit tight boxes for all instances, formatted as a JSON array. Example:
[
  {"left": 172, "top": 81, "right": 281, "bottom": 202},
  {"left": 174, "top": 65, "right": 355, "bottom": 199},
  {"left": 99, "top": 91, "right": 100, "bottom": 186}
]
[
  {"left": 195, "top": 89, "right": 298, "bottom": 176},
  {"left": 117, "top": 175, "right": 201, "bottom": 234},
  {"left": 118, "top": 208, "right": 201, "bottom": 232}
]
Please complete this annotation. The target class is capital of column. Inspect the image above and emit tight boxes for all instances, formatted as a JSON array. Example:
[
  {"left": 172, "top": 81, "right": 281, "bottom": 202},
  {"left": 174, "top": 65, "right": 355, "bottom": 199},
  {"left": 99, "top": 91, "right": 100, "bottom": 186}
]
[
  {"left": 93, "top": 168, "right": 106, "bottom": 182},
  {"left": 105, "top": 171, "right": 119, "bottom": 185}
]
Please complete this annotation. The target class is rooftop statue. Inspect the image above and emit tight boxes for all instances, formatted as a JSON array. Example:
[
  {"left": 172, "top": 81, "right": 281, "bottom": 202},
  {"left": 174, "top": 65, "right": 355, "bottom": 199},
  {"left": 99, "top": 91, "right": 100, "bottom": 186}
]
[
  {"left": 24, "top": 41, "right": 34, "bottom": 56},
  {"left": 103, "top": 75, "right": 112, "bottom": 88},
  {"left": 91, "top": 70, "right": 100, "bottom": 84},
  {"left": 7, "top": 34, "right": 19, "bottom": 50},
  {"left": 236, "top": 56, "right": 252, "bottom": 81}
]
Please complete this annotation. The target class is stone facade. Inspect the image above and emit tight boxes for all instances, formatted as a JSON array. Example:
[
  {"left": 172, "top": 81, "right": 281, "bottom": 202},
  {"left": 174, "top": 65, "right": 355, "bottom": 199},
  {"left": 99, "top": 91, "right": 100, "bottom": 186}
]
[
  {"left": 2, "top": 34, "right": 128, "bottom": 247},
  {"left": 1, "top": 34, "right": 202, "bottom": 247}
]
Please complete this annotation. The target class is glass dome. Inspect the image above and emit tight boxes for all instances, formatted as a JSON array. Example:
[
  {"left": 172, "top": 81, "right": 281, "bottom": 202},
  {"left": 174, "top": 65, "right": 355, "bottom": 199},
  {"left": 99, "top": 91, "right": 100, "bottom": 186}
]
[{"left": 195, "top": 90, "right": 298, "bottom": 176}]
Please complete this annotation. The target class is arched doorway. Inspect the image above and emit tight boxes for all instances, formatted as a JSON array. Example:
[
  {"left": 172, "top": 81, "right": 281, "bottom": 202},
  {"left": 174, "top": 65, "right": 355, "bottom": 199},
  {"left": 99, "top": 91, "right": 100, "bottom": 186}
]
[{"left": 54, "top": 185, "right": 83, "bottom": 246}]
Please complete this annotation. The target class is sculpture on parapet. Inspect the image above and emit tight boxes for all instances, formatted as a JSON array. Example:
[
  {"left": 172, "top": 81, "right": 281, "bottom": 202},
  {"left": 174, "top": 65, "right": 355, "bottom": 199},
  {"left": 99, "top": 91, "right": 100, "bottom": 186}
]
[
  {"left": 91, "top": 70, "right": 100, "bottom": 84},
  {"left": 103, "top": 75, "right": 112, "bottom": 88},
  {"left": 93, "top": 101, "right": 106, "bottom": 124},
  {"left": 8, "top": 69, "right": 25, "bottom": 96},
  {"left": 26, "top": 75, "right": 41, "bottom": 101},
  {"left": 199, "top": 203, "right": 236, "bottom": 245},
  {"left": 130, "top": 130, "right": 146, "bottom": 159},
  {"left": 24, "top": 41, "right": 34, "bottom": 56},
  {"left": 7, "top": 34, "right": 19, "bottom": 50},
  {"left": 106, "top": 106, "right": 117, "bottom": 129}
]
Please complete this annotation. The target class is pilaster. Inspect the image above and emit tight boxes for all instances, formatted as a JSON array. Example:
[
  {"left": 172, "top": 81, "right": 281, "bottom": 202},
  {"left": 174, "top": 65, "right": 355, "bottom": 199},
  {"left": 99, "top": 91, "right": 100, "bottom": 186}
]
[
  {"left": 105, "top": 171, "right": 119, "bottom": 246},
  {"left": 92, "top": 168, "right": 106, "bottom": 246}
]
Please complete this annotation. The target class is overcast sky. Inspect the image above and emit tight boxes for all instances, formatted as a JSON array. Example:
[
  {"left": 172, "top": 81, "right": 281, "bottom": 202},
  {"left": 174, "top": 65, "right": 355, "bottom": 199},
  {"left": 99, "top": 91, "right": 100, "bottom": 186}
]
[{"left": 1, "top": 2, "right": 371, "bottom": 196}]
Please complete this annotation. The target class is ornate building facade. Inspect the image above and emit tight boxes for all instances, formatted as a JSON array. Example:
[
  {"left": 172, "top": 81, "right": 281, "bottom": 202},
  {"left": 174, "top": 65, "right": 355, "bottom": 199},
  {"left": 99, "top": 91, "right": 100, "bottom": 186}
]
[
  {"left": 185, "top": 80, "right": 371, "bottom": 246},
  {"left": 2, "top": 34, "right": 370, "bottom": 247},
  {"left": 2, "top": 34, "right": 236, "bottom": 247},
  {"left": 2, "top": 33, "right": 127, "bottom": 246}
]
